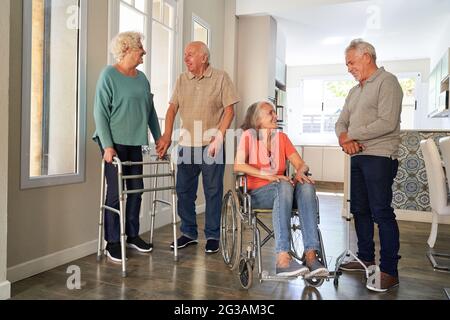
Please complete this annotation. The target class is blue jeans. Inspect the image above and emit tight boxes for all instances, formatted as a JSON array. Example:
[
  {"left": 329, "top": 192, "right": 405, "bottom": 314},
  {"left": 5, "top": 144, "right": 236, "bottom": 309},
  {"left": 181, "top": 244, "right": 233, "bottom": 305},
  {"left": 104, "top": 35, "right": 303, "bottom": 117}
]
[
  {"left": 176, "top": 146, "right": 225, "bottom": 240},
  {"left": 100, "top": 144, "right": 144, "bottom": 243},
  {"left": 249, "top": 181, "right": 321, "bottom": 254},
  {"left": 351, "top": 155, "right": 400, "bottom": 277}
]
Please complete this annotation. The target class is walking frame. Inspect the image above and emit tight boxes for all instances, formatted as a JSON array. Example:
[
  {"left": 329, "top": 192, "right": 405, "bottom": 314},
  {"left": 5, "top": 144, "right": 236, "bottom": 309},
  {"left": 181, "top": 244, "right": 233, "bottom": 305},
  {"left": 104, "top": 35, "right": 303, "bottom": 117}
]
[
  {"left": 97, "top": 155, "right": 178, "bottom": 277},
  {"left": 334, "top": 156, "right": 370, "bottom": 279}
]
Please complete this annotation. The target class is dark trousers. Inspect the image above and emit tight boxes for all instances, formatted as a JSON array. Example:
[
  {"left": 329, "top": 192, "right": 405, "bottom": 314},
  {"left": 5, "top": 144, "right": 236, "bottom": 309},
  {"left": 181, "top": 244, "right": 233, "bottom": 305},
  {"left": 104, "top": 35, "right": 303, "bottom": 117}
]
[
  {"left": 176, "top": 146, "right": 225, "bottom": 240},
  {"left": 350, "top": 155, "right": 400, "bottom": 277},
  {"left": 100, "top": 144, "right": 144, "bottom": 243}
]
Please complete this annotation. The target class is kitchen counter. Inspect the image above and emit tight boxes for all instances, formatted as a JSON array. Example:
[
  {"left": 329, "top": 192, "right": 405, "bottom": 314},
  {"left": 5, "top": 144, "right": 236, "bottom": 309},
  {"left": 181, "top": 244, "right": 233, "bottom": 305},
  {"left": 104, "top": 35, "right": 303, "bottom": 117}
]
[{"left": 393, "top": 130, "right": 450, "bottom": 212}]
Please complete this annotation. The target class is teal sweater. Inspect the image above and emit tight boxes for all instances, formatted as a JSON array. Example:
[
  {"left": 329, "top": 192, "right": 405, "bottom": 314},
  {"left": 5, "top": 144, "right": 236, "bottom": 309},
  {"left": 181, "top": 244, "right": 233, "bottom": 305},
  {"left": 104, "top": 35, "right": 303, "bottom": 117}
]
[{"left": 93, "top": 66, "right": 161, "bottom": 148}]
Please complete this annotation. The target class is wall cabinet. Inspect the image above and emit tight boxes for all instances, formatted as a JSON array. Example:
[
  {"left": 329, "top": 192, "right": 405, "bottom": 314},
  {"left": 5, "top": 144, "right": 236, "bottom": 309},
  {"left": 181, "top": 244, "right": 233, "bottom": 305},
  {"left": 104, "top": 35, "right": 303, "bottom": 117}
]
[{"left": 428, "top": 48, "right": 450, "bottom": 117}]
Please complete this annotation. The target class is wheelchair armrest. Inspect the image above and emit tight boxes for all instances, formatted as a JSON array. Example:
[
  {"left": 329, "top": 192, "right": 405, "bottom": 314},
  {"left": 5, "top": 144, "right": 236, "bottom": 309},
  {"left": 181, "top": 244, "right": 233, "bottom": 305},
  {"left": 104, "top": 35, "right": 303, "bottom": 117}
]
[
  {"left": 234, "top": 172, "right": 246, "bottom": 177},
  {"left": 233, "top": 172, "right": 248, "bottom": 193}
]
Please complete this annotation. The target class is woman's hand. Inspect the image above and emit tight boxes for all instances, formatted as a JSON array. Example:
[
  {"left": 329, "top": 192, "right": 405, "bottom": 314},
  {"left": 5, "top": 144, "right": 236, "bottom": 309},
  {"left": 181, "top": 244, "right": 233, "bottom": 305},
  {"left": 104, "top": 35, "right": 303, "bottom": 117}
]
[
  {"left": 266, "top": 175, "right": 295, "bottom": 186},
  {"left": 295, "top": 164, "right": 315, "bottom": 184},
  {"left": 103, "top": 147, "right": 117, "bottom": 164}
]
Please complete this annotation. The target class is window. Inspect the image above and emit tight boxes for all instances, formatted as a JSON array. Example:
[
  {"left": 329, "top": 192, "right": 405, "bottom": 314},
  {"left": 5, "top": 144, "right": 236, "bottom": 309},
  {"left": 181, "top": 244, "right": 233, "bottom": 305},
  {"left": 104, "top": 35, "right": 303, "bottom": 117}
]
[
  {"left": 109, "top": 0, "right": 178, "bottom": 140},
  {"left": 397, "top": 73, "right": 420, "bottom": 130},
  {"left": 192, "top": 14, "right": 210, "bottom": 47},
  {"left": 290, "top": 73, "right": 420, "bottom": 144},
  {"left": 300, "top": 78, "right": 356, "bottom": 135},
  {"left": 21, "top": 0, "right": 87, "bottom": 189}
]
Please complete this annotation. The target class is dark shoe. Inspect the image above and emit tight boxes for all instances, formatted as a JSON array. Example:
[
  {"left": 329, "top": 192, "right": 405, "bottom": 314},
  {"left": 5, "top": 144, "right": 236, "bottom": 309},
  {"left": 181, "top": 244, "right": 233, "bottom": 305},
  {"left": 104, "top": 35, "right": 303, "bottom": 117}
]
[
  {"left": 276, "top": 259, "right": 309, "bottom": 277},
  {"left": 305, "top": 259, "right": 329, "bottom": 277},
  {"left": 127, "top": 236, "right": 153, "bottom": 253},
  {"left": 105, "top": 242, "right": 125, "bottom": 263},
  {"left": 366, "top": 270, "right": 399, "bottom": 292},
  {"left": 170, "top": 235, "right": 198, "bottom": 249},
  {"left": 205, "top": 239, "right": 220, "bottom": 254},
  {"left": 339, "top": 259, "right": 375, "bottom": 272}
]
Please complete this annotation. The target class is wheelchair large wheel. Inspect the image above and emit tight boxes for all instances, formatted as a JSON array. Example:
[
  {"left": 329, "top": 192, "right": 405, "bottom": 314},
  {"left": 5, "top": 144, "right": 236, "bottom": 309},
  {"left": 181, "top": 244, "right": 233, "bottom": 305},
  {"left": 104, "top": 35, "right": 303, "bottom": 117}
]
[
  {"left": 220, "top": 190, "right": 242, "bottom": 270},
  {"left": 238, "top": 258, "right": 253, "bottom": 290},
  {"left": 290, "top": 212, "right": 304, "bottom": 261}
]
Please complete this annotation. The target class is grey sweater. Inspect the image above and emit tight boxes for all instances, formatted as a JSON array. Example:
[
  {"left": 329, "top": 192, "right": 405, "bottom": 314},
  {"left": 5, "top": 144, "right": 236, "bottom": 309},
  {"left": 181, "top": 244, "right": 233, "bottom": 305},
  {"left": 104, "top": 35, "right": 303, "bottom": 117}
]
[{"left": 335, "top": 67, "right": 403, "bottom": 159}]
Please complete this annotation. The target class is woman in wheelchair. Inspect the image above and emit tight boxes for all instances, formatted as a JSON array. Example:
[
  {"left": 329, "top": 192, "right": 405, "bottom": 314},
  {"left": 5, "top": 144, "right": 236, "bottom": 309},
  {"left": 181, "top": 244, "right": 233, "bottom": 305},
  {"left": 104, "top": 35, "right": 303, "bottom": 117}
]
[{"left": 234, "top": 101, "right": 329, "bottom": 278}]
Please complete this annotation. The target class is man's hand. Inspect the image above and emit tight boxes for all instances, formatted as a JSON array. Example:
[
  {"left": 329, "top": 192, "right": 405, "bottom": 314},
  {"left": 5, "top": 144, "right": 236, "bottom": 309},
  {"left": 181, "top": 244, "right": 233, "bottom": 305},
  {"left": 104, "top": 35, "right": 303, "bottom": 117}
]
[
  {"left": 103, "top": 147, "right": 117, "bottom": 163},
  {"left": 339, "top": 132, "right": 352, "bottom": 146},
  {"left": 342, "top": 141, "right": 365, "bottom": 155},
  {"left": 339, "top": 132, "right": 365, "bottom": 155},
  {"left": 208, "top": 133, "right": 224, "bottom": 158},
  {"left": 156, "top": 133, "right": 172, "bottom": 158}
]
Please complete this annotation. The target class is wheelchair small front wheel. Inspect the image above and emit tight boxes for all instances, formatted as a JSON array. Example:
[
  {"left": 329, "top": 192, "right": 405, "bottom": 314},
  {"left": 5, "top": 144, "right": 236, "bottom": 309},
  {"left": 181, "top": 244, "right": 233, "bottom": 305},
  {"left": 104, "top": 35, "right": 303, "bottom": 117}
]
[{"left": 238, "top": 258, "right": 253, "bottom": 290}]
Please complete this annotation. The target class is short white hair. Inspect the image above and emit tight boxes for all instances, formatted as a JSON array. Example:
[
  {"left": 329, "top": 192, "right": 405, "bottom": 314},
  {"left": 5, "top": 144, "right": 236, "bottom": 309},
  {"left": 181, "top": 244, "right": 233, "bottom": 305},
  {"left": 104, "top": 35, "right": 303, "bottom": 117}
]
[
  {"left": 187, "top": 41, "right": 210, "bottom": 63},
  {"left": 345, "top": 38, "right": 377, "bottom": 62},
  {"left": 110, "top": 31, "right": 144, "bottom": 62}
]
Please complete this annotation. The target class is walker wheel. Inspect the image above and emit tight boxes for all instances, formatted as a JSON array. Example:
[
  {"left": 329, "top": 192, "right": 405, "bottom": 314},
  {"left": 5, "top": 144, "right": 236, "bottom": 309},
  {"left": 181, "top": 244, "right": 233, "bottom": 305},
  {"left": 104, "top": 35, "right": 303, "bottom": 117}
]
[
  {"left": 333, "top": 276, "right": 339, "bottom": 287},
  {"left": 305, "top": 276, "right": 324, "bottom": 288}
]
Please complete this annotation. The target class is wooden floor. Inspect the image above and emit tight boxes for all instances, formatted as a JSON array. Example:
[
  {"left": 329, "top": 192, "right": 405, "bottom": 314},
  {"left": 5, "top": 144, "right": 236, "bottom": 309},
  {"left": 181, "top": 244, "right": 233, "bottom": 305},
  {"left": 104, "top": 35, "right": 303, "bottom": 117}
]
[{"left": 10, "top": 193, "right": 450, "bottom": 300}]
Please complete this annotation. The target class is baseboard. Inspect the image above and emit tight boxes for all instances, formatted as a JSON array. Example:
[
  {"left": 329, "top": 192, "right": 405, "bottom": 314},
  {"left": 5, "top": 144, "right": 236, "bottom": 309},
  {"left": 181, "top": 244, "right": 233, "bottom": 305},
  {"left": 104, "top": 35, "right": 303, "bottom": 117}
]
[
  {"left": 7, "top": 203, "right": 207, "bottom": 283},
  {"left": 340, "top": 207, "right": 450, "bottom": 225},
  {"left": 7, "top": 240, "right": 98, "bottom": 283},
  {"left": 395, "top": 209, "right": 450, "bottom": 224},
  {"left": 0, "top": 280, "right": 11, "bottom": 300}
]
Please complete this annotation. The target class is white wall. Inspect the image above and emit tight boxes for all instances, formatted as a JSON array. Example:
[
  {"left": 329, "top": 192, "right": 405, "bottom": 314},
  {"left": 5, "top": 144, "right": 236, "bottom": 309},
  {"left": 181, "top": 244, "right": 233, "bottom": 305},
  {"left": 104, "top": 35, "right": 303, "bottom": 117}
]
[
  {"left": 183, "top": 0, "right": 225, "bottom": 70},
  {"left": 236, "top": 15, "right": 277, "bottom": 125},
  {"left": 0, "top": 0, "right": 11, "bottom": 301},
  {"left": 287, "top": 58, "right": 450, "bottom": 143}
]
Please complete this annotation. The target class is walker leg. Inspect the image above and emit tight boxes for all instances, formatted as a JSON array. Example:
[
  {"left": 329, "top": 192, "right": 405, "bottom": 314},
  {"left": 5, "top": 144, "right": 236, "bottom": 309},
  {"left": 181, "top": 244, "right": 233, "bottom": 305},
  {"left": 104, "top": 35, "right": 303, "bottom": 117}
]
[
  {"left": 171, "top": 162, "right": 178, "bottom": 262},
  {"left": 97, "top": 160, "right": 106, "bottom": 261},
  {"left": 117, "top": 162, "right": 127, "bottom": 277},
  {"left": 150, "top": 164, "right": 158, "bottom": 245}
]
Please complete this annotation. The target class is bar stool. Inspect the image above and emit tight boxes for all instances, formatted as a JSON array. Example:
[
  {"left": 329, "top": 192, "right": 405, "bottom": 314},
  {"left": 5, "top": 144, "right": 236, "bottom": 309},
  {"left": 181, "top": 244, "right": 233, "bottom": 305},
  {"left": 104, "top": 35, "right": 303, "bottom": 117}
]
[
  {"left": 420, "top": 138, "right": 450, "bottom": 272},
  {"left": 97, "top": 155, "right": 178, "bottom": 277}
]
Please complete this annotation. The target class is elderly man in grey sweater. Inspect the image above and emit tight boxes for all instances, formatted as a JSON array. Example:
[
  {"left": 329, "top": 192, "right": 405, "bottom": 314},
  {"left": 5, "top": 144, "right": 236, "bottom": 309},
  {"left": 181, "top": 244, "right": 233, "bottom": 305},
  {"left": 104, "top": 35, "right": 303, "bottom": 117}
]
[{"left": 335, "top": 39, "right": 403, "bottom": 293}]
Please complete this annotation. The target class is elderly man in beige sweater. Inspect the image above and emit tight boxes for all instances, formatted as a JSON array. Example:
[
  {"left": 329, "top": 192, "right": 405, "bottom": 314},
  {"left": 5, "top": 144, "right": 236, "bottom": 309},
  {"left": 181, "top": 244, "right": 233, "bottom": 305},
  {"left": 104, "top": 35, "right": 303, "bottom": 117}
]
[{"left": 335, "top": 39, "right": 403, "bottom": 293}]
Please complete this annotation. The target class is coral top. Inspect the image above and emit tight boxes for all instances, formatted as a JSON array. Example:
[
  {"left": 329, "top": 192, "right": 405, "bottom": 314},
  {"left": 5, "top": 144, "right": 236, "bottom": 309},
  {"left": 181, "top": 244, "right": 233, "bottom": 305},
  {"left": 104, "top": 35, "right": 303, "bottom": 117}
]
[{"left": 237, "top": 130, "right": 296, "bottom": 190}]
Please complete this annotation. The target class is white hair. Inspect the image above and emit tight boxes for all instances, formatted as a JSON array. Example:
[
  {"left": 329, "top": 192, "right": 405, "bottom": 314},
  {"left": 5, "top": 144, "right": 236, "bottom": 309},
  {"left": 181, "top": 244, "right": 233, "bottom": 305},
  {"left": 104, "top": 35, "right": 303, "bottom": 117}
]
[
  {"left": 187, "top": 41, "right": 210, "bottom": 63},
  {"left": 345, "top": 38, "right": 377, "bottom": 62},
  {"left": 110, "top": 31, "right": 144, "bottom": 62}
]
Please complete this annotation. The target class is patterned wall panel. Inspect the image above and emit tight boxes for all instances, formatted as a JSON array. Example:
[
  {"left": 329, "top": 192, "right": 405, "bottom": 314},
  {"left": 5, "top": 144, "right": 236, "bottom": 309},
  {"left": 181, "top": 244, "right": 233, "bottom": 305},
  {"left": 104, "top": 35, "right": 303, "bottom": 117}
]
[{"left": 392, "top": 131, "right": 450, "bottom": 212}]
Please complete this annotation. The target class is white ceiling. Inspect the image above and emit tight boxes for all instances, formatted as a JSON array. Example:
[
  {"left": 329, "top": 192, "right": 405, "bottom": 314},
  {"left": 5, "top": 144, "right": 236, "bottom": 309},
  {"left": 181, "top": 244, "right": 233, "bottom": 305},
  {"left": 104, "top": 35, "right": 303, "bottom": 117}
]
[{"left": 236, "top": 0, "right": 450, "bottom": 66}]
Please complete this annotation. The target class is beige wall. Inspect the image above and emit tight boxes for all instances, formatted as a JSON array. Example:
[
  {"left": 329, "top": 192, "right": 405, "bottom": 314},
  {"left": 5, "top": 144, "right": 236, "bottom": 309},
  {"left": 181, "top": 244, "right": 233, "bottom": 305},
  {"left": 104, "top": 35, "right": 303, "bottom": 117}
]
[
  {"left": 0, "top": 0, "right": 11, "bottom": 300},
  {"left": 7, "top": 0, "right": 109, "bottom": 273}
]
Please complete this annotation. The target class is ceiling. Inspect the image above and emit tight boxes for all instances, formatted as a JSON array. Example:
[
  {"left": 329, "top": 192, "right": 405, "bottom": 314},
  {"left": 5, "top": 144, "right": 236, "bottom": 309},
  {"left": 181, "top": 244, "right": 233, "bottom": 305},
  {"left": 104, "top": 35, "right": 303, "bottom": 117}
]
[{"left": 236, "top": 0, "right": 450, "bottom": 66}]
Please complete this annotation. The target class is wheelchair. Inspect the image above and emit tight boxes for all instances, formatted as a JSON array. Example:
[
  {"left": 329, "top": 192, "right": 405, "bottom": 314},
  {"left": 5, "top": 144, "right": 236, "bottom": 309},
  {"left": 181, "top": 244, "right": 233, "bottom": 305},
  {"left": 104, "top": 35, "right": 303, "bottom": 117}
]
[{"left": 220, "top": 172, "right": 341, "bottom": 289}]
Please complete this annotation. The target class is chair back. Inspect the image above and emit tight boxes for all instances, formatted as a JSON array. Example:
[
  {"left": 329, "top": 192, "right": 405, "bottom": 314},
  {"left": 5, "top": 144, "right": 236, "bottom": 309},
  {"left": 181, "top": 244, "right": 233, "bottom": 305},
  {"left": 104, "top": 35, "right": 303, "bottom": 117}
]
[
  {"left": 420, "top": 138, "right": 448, "bottom": 212},
  {"left": 439, "top": 136, "right": 450, "bottom": 193}
]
